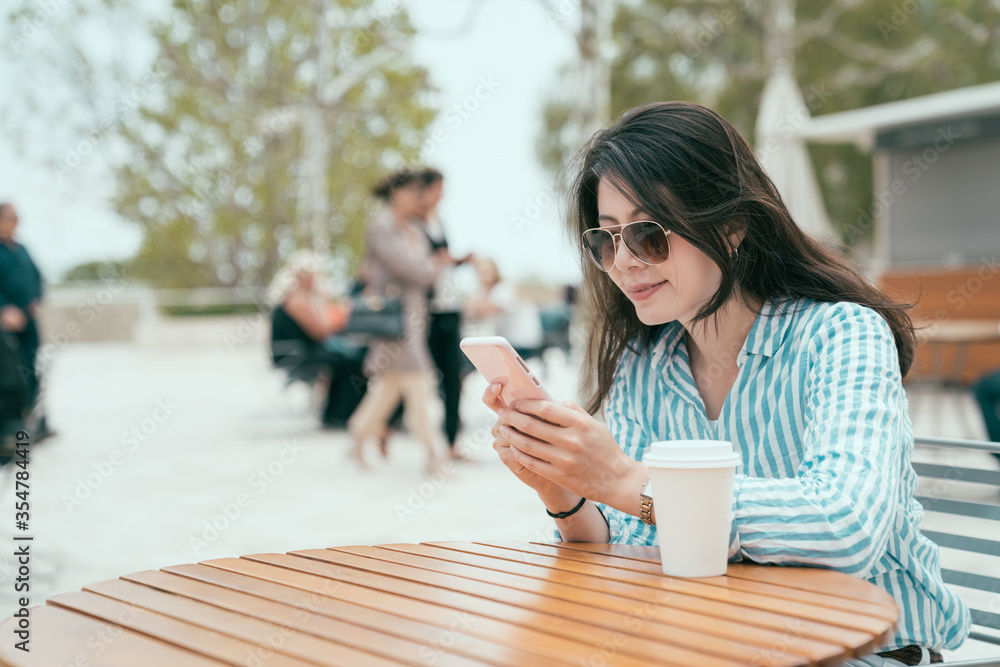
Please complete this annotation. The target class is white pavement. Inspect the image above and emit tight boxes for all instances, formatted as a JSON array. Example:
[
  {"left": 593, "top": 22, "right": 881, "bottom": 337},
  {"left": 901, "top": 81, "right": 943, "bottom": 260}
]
[
  {"left": 0, "top": 318, "right": 574, "bottom": 616},
  {"left": 0, "top": 315, "right": 996, "bottom": 662}
]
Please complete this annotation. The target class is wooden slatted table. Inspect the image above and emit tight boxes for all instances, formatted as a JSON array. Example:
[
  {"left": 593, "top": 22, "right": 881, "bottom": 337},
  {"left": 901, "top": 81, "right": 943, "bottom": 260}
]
[{"left": 0, "top": 542, "right": 897, "bottom": 666}]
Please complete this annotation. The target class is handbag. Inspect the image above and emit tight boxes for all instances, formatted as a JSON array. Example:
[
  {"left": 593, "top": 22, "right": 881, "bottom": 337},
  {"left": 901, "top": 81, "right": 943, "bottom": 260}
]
[{"left": 341, "top": 293, "right": 405, "bottom": 340}]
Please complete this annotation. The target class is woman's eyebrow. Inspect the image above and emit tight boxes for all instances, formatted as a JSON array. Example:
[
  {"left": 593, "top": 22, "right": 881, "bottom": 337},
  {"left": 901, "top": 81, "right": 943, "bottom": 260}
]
[{"left": 597, "top": 207, "right": 646, "bottom": 224}]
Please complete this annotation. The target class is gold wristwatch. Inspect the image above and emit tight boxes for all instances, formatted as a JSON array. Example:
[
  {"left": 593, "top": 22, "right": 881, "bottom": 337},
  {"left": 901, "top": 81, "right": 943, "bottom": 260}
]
[{"left": 639, "top": 475, "right": 654, "bottom": 525}]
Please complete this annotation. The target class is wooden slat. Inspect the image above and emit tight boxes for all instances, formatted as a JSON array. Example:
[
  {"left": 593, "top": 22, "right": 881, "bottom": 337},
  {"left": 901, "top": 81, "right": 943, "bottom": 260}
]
[
  {"left": 399, "top": 542, "right": 857, "bottom": 665},
  {"left": 47, "top": 591, "right": 316, "bottom": 667},
  {"left": 233, "top": 552, "right": 743, "bottom": 667},
  {"left": 487, "top": 542, "right": 894, "bottom": 652},
  {"left": 282, "top": 547, "right": 772, "bottom": 664},
  {"left": 426, "top": 541, "right": 895, "bottom": 620},
  {"left": 360, "top": 544, "right": 847, "bottom": 666},
  {"left": 121, "top": 569, "right": 546, "bottom": 667},
  {"left": 319, "top": 546, "right": 811, "bottom": 667},
  {"left": 0, "top": 542, "right": 900, "bottom": 667},
  {"left": 431, "top": 542, "right": 883, "bottom": 657},
  {"left": 170, "top": 561, "right": 665, "bottom": 667},
  {"left": 520, "top": 541, "right": 899, "bottom": 611},
  {"left": 84, "top": 578, "right": 415, "bottom": 667},
  {"left": 508, "top": 543, "right": 895, "bottom": 636},
  {"left": 0, "top": 604, "right": 226, "bottom": 667}
]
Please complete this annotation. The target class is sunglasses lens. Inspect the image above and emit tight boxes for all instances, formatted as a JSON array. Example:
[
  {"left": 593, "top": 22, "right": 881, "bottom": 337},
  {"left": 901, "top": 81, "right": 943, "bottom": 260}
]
[
  {"left": 623, "top": 221, "right": 670, "bottom": 264},
  {"left": 582, "top": 229, "right": 616, "bottom": 271}
]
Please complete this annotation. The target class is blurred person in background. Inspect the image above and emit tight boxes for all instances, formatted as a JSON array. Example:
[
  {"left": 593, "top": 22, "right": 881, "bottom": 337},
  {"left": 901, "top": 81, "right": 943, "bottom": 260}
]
[
  {"left": 348, "top": 170, "right": 442, "bottom": 472},
  {"left": 465, "top": 255, "right": 543, "bottom": 358},
  {"left": 415, "top": 168, "right": 473, "bottom": 459},
  {"left": 268, "top": 250, "right": 353, "bottom": 425},
  {"left": 973, "top": 358, "right": 1000, "bottom": 465},
  {"left": 0, "top": 203, "right": 51, "bottom": 441}
]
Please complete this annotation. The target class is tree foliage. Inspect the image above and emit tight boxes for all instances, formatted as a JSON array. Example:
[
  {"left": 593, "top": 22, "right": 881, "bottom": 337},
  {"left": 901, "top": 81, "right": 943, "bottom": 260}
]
[
  {"left": 539, "top": 0, "right": 1000, "bottom": 243},
  {"left": 4, "top": 0, "right": 437, "bottom": 289},
  {"left": 113, "top": 0, "right": 436, "bottom": 288}
]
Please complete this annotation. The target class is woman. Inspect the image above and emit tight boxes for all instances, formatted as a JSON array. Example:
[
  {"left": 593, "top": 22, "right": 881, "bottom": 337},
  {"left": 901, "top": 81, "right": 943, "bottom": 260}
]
[
  {"left": 268, "top": 250, "right": 352, "bottom": 422},
  {"left": 484, "top": 102, "right": 969, "bottom": 664},
  {"left": 348, "top": 169, "right": 441, "bottom": 471},
  {"left": 416, "top": 168, "right": 472, "bottom": 458}
]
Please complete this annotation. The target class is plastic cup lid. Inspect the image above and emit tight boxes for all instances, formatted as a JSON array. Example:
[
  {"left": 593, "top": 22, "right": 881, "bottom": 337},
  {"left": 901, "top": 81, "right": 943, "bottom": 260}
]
[{"left": 642, "top": 440, "right": 741, "bottom": 469}]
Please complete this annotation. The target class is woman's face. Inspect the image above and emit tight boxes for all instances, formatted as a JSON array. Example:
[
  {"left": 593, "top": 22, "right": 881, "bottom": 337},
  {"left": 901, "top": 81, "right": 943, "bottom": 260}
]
[
  {"left": 596, "top": 177, "right": 723, "bottom": 327},
  {"left": 420, "top": 180, "right": 443, "bottom": 217},
  {"left": 296, "top": 270, "right": 315, "bottom": 290},
  {"left": 391, "top": 182, "right": 424, "bottom": 218}
]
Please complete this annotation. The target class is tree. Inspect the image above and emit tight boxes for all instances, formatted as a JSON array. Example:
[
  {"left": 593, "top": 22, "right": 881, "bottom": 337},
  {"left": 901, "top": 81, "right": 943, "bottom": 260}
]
[
  {"left": 536, "top": 0, "right": 614, "bottom": 188},
  {"left": 538, "top": 0, "right": 1000, "bottom": 243},
  {"left": 3, "top": 0, "right": 437, "bottom": 289},
  {"left": 116, "top": 0, "right": 436, "bottom": 288}
]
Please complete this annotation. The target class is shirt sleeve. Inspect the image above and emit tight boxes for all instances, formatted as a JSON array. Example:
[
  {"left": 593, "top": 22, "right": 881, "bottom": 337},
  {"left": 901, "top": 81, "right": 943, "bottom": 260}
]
[
  {"left": 599, "top": 347, "right": 647, "bottom": 545},
  {"left": 729, "top": 303, "right": 906, "bottom": 577}
]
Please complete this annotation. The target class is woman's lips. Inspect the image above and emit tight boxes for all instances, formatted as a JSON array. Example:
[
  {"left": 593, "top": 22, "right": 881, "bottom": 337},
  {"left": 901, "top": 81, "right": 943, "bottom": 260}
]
[{"left": 626, "top": 280, "right": 667, "bottom": 301}]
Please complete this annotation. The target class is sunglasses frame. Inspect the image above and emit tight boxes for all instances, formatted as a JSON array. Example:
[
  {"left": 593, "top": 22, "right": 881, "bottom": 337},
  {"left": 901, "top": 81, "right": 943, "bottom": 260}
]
[{"left": 581, "top": 220, "right": 673, "bottom": 272}]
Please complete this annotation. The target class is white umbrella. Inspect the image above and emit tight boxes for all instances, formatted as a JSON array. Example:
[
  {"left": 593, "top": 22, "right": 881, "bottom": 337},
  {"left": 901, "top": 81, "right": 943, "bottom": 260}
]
[{"left": 755, "top": 66, "right": 837, "bottom": 241}]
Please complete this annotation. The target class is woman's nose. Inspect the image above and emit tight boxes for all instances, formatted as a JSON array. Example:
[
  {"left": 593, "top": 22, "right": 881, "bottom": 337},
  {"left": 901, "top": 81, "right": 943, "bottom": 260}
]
[{"left": 613, "top": 234, "right": 641, "bottom": 271}]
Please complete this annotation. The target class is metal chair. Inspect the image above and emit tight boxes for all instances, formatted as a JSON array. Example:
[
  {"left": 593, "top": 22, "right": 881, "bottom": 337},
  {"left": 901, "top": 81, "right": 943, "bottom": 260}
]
[{"left": 912, "top": 435, "right": 1000, "bottom": 664}]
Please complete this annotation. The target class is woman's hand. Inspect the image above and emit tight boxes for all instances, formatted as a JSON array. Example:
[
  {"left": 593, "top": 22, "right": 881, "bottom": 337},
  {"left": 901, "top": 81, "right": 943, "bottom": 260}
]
[
  {"left": 495, "top": 397, "right": 642, "bottom": 507},
  {"left": 328, "top": 301, "right": 351, "bottom": 332},
  {"left": 483, "top": 381, "right": 581, "bottom": 510}
]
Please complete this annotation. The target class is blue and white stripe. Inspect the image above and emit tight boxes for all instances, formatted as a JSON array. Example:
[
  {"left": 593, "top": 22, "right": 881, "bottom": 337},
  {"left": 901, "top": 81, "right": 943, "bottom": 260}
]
[{"left": 599, "top": 298, "right": 970, "bottom": 651}]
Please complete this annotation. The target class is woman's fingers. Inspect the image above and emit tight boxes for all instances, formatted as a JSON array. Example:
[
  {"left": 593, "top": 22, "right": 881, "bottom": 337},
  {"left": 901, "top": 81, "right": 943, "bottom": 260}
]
[
  {"left": 497, "top": 406, "right": 561, "bottom": 443},
  {"left": 481, "top": 379, "right": 509, "bottom": 414},
  {"left": 499, "top": 424, "right": 560, "bottom": 465},
  {"left": 510, "top": 398, "right": 576, "bottom": 427},
  {"left": 509, "top": 443, "right": 561, "bottom": 480}
]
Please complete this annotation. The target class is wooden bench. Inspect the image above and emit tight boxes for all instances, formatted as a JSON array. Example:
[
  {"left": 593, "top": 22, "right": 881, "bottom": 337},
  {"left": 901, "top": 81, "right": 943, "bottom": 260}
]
[{"left": 880, "top": 267, "right": 1000, "bottom": 385}]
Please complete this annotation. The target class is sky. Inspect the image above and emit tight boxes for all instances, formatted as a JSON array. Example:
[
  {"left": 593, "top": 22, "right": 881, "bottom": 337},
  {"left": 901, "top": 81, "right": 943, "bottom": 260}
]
[{"left": 0, "top": 0, "right": 583, "bottom": 286}]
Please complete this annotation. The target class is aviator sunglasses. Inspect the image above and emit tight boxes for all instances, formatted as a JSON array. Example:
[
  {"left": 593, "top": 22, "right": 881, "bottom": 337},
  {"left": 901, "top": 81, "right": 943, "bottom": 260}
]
[{"left": 581, "top": 220, "right": 673, "bottom": 272}]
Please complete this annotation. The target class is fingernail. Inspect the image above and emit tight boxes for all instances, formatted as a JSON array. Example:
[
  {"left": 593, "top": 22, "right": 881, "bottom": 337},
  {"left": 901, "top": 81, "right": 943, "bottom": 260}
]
[
  {"left": 491, "top": 383, "right": 501, "bottom": 392},
  {"left": 496, "top": 408, "right": 506, "bottom": 418}
]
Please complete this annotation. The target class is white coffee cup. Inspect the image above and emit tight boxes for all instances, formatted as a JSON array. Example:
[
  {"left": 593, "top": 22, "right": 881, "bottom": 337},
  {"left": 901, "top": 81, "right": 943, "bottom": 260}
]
[{"left": 642, "top": 440, "right": 741, "bottom": 577}]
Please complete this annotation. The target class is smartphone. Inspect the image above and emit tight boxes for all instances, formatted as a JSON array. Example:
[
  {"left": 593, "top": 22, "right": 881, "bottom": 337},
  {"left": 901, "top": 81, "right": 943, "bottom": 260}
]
[{"left": 459, "top": 336, "right": 554, "bottom": 404}]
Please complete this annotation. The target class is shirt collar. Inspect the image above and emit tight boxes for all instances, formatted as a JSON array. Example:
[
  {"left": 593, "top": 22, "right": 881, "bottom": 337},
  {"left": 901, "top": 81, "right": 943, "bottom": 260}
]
[
  {"left": 647, "top": 298, "right": 798, "bottom": 368},
  {"left": 742, "top": 298, "right": 797, "bottom": 359}
]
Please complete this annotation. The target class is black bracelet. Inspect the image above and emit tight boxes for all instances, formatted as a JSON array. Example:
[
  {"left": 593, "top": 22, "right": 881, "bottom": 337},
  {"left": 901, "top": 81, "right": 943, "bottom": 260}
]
[{"left": 546, "top": 496, "right": 587, "bottom": 519}]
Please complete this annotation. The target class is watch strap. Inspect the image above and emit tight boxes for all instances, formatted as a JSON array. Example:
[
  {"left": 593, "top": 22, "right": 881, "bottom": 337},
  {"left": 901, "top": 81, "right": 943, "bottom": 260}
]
[{"left": 639, "top": 475, "right": 654, "bottom": 525}]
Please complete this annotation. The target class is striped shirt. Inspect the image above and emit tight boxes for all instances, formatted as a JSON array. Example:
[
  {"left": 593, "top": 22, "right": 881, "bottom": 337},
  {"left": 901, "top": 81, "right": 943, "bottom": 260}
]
[{"left": 598, "top": 298, "right": 970, "bottom": 651}]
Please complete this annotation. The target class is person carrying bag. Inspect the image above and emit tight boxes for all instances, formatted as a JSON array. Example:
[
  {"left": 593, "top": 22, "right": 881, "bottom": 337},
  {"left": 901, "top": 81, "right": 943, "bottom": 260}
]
[{"left": 347, "top": 170, "right": 443, "bottom": 472}]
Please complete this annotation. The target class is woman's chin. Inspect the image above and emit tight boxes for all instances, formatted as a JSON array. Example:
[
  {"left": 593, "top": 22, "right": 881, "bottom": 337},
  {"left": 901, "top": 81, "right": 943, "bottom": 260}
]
[{"left": 633, "top": 301, "right": 676, "bottom": 326}]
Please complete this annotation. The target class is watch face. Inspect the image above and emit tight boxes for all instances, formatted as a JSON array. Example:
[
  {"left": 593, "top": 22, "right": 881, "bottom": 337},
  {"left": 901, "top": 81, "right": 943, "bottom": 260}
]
[{"left": 641, "top": 477, "right": 653, "bottom": 498}]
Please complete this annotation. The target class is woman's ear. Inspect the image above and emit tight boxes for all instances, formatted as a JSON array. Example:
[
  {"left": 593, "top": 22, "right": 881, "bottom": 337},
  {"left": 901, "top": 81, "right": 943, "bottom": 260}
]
[{"left": 725, "top": 222, "right": 747, "bottom": 255}]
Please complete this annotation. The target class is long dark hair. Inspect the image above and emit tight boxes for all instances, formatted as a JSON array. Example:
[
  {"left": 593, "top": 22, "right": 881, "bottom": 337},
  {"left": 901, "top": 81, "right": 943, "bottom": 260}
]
[{"left": 572, "top": 101, "right": 916, "bottom": 414}]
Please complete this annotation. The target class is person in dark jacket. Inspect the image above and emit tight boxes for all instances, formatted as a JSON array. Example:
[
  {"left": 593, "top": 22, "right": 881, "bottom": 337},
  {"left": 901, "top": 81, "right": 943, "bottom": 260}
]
[
  {"left": 415, "top": 168, "right": 473, "bottom": 459},
  {"left": 973, "top": 362, "right": 1000, "bottom": 465},
  {"left": 267, "top": 250, "right": 354, "bottom": 426},
  {"left": 0, "top": 203, "right": 44, "bottom": 430}
]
